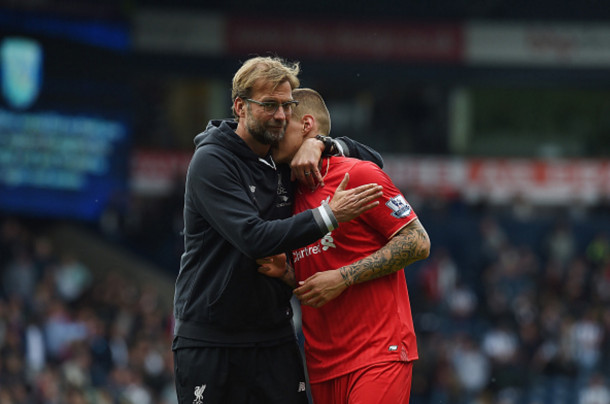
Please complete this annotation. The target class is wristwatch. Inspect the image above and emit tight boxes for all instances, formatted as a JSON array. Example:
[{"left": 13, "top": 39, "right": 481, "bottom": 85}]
[{"left": 316, "top": 134, "right": 335, "bottom": 155}]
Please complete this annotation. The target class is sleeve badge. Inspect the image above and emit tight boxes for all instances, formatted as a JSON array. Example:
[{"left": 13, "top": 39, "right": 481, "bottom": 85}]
[{"left": 385, "top": 195, "right": 412, "bottom": 218}]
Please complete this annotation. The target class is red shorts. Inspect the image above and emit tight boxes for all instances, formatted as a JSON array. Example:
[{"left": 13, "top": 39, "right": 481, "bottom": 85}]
[{"left": 310, "top": 361, "right": 413, "bottom": 404}]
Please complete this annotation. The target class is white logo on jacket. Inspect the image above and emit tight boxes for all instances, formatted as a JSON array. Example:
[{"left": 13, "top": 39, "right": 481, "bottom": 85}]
[
  {"left": 277, "top": 172, "right": 288, "bottom": 195},
  {"left": 276, "top": 172, "right": 292, "bottom": 207},
  {"left": 193, "top": 384, "right": 206, "bottom": 404}
]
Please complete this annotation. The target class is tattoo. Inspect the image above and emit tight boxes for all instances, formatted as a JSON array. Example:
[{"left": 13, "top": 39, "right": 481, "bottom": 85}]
[
  {"left": 339, "top": 219, "right": 430, "bottom": 287},
  {"left": 282, "top": 261, "right": 297, "bottom": 289}
]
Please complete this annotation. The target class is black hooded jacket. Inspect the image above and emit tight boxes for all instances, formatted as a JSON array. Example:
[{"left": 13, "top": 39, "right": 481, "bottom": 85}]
[{"left": 173, "top": 119, "right": 383, "bottom": 345}]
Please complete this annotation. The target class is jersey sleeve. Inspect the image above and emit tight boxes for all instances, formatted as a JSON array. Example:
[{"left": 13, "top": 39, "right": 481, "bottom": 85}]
[{"left": 347, "top": 161, "right": 417, "bottom": 240}]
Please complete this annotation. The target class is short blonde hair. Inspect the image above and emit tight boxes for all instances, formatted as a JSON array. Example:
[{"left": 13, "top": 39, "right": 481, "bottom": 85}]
[
  {"left": 292, "top": 88, "right": 331, "bottom": 136},
  {"left": 231, "top": 56, "right": 301, "bottom": 119}
]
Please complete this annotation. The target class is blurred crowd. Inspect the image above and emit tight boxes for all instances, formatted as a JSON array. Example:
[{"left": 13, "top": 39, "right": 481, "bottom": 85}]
[
  {"left": 2, "top": 191, "right": 610, "bottom": 404},
  {"left": 0, "top": 216, "right": 176, "bottom": 404},
  {"left": 408, "top": 199, "right": 610, "bottom": 404}
]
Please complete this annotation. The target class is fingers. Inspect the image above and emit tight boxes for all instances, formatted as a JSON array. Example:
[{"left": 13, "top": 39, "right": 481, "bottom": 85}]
[
  {"left": 293, "top": 282, "right": 307, "bottom": 298},
  {"left": 352, "top": 189, "right": 383, "bottom": 216},
  {"left": 294, "top": 287, "right": 322, "bottom": 308},
  {"left": 303, "top": 171, "right": 315, "bottom": 190},
  {"left": 353, "top": 185, "right": 384, "bottom": 208},
  {"left": 294, "top": 280, "right": 325, "bottom": 307},
  {"left": 293, "top": 283, "right": 313, "bottom": 301},
  {"left": 300, "top": 294, "right": 325, "bottom": 308},
  {"left": 330, "top": 182, "right": 383, "bottom": 223},
  {"left": 291, "top": 165, "right": 310, "bottom": 183},
  {"left": 301, "top": 298, "right": 323, "bottom": 308},
  {"left": 340, "top": 184, "right": 383, "bottom": 206},
  {"left": 351, "top": 182, "right": 383, "bottom": 196},
  {"left": 311, "top": 168, "right": 323, "bottom": 189},
  {"left": 303, "top": 167, "right": 324, "bottom": 190},
  {"left": 357, "top": 188, "right": 384, "bottom": 207},
  {"left": 293, "top": 166, "right": 324, "bottom": 190},
  {"left": 301, "top": 168, "right": 321, "bottom": 191},
  {"left": 313, "top": 159, "right": 324, "bottom": 188},
  {"left": 256, "top": 257, "right": 272, "bottom": 265},
  {"left": 354, "top": 200, "right": 380, "bottom": 216},
  {"left": 336, "top": 173, "right": 349, "bottom": 192}
]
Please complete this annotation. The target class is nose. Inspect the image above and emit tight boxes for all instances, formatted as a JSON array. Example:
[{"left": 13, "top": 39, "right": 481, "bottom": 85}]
[{"left": 272, "top": 106, "right": 287, "bottom": 120}]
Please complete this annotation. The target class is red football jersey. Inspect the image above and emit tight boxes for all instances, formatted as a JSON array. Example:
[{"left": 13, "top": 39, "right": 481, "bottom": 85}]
[{"left": 293, "top": 156, "right": 419, "bottom": 383}]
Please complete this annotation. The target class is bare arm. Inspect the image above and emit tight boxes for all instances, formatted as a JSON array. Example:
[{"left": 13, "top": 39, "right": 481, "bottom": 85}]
[
  {"left": 293, "top": 218, "right": 431, "bottom": 308},
  {"left": 291, "top": 136, "right": 384, "bottom": 190},
  {"left": 339, "top": 218, "right": 430, "bottom": 285}
]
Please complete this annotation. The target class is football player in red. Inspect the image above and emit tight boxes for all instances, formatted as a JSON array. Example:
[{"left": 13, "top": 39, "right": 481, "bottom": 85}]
[{"left": 260, "top": 88, "right": 431, "bottom": 404}]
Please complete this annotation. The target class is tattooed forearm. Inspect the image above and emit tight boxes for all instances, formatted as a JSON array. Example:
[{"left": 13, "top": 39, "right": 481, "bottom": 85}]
[
  {"left": 339, "top": 219, "right": 430, "bottom": 286},
  {"left": 281, "top": 260, "right": 297, "bottom": 289}
]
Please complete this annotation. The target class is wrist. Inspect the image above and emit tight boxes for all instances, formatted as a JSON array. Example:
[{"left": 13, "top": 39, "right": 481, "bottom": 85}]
[
  {"left": 316, "top": 134, "right": 335, "bottom": 155},
  {"left": 337, "top": 267, "right": 353, "bottom": 288},
  {"left": 315, "top": 203, "right": 339, "bottom": 232}
]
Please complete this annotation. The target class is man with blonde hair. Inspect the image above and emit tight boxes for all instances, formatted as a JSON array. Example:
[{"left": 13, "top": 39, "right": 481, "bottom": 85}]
[
  {"left": 262, "top": 88, "right": 431, "bottom": 404},
  {"left": 172, "top": 57, "right": 385, "bottom": 404}
]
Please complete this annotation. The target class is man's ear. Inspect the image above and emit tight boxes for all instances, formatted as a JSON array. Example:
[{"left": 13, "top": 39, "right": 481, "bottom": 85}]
[
  {"left": 302, "top": 115, "right": 315, "bottom": 138},
  {"left": 234, "top": 98, "right": 247, "bottom": 118}
]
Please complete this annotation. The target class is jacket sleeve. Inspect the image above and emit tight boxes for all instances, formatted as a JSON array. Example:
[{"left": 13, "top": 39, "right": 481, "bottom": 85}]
[
  {"left": 333, "top": 137, "right": 384, "bottom": 169},
  {"left": 185, "top": 148, "right": 335, "bottom": 260}
]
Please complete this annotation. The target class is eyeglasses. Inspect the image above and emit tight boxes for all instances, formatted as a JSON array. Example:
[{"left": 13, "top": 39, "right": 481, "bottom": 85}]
[{"left": 244, "top": 98, "right": 299, "bottom": 115}]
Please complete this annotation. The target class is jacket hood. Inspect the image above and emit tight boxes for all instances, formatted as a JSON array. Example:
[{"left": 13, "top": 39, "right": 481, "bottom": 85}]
[{"left": 194, "top": 119, "right": 259, "bottom": 161}]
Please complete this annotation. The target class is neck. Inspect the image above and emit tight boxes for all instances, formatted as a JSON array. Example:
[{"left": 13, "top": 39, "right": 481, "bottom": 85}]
[{"left": 236, "top": 124, "right": 270, "bottom": 158}]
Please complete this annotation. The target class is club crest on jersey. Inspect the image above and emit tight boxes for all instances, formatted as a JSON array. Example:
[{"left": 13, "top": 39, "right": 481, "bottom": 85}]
[
  {"left": 386, "top": 195, "right": 411, "bottom": 218},
  {"left": 321, "top": 234, "right": 335, "bottom": 251}
]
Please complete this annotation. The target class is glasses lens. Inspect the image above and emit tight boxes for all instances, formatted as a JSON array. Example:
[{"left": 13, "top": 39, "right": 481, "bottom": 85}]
[
  {"left": 281, "top": 102, "right": 295, "bottom": 113},
  {"left": 264, "top": 102, "right": 280, "bottom": 114}
]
